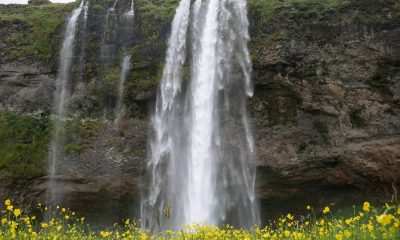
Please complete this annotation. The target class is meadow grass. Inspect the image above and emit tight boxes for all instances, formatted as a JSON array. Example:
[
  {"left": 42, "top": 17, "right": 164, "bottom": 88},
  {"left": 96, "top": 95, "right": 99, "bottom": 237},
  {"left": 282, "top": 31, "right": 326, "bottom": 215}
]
[{"left": 0, "top": 199, "right": 399, "bottom": 239}]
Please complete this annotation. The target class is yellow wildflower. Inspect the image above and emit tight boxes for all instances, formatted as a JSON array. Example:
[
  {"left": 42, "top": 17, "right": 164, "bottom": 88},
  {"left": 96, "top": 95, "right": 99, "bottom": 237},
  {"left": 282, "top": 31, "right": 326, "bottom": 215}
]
[
  {"left": 286, "top": 214, "right": 294, "bottom": 220},
  {"left": 323, "top": 206, "right": 330, "bottom": 214},
  {"left": 100, "top": 231, "right": 112, "bottom": 238},
  {"left": 13, "top": 208, "right": 21, "bottom": 217},
  {"left": 377, "top": 214, "right": 393, "bottom": 226},
  {"left": 344, "top": 230, "right": 351, "bottom": 238},
  {"left": 307, "top": 205, "right": 311, "bottom": 210},
  {"left": 336, "top": 234, "right": 343, "bottom": 240},
  {"left": 363, "top": 202, "right": 371, "bottom": 212},
  {"left": 367, "top": 223, "right": 374, "bottom": 232},
  {"left": 284, "top": 230, "right": 290, "bottom": 237},
  {"left": 4, "top": 199, "right": 11, "bottom": 206},
  {"left": 7, "top": 205, "right": 13, "bottom": 211},
  {"left": 62, "top": 208, "right": 66, "bottom": 212},
  {"left": 41, "top": 223, "right": 48, "bottom": 228},
  {"left": 1, "top": 218, "right": 6, "bottom": 225},
  {"left": 9, "top": 221, "right": 18, "bottom": 229}
]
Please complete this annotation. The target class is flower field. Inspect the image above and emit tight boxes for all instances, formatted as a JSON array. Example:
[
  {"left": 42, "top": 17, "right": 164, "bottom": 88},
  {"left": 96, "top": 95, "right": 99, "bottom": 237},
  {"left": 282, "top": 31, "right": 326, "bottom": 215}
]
[{"left": 0, "top": 200, "right": 399, "bottom": 239}]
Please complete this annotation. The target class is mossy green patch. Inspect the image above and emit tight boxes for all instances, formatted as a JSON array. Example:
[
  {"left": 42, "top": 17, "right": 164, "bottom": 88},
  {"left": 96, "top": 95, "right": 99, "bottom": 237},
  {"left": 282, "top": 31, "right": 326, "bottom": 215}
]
[
  {"left": 247, "top": 0, "right": 343, "bottom": 23},
  {"left": 62, "top": 118, "right": 106, "bottom": 153},
  {"left": 137, "top": 0, "right": 179, "bottom": 20},
  {"left": 0, "top": 113, "right": 50, "bottom": 180},
  {"left": 0, "top": 2, "right": 76, "bottom": 62},
  {"left": 65, "top": 119, "right": 106, "bottom": 141}
]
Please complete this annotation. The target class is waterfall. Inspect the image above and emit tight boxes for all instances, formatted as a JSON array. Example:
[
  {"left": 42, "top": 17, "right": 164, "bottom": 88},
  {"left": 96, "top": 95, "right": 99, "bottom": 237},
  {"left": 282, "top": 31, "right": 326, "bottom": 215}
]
[
  {"left": 113, "top": 1, "right": 135, "bottom": 129},
  {"left": 77, "top": 0, "right": 89, "bottom": 82},
  {"left": 141, "top": 0, "right": 191, "bottom": 230},
  {"left": 125, "top": 0, "right": 134, "bottom": 22},
  {"left": 47, "top": 0, "right": 86, "bottom": 205},
  {"left": 142, "top": 0, "right": 259, "bottom": 230},
  {"left": 102, "top": 0, "right": 119, "bottom": 67},
  {"left": 113, "top": 55, "right": 131, "bottom": 128}
]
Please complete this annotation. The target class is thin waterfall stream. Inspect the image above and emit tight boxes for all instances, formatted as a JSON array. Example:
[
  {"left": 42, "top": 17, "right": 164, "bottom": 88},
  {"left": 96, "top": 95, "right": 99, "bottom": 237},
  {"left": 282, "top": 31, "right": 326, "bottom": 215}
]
[
  {"left": 142, "top": 0, "right": 259, "bottom": 230},
  {"left": 114, "top": 0, "right": 135, "bottom": 129},
  {"left": 47, "top": 0, "right": 87, "bottom": 205},
  {"left": 114, "top": 55, "right": 131, "bottom": 128}
]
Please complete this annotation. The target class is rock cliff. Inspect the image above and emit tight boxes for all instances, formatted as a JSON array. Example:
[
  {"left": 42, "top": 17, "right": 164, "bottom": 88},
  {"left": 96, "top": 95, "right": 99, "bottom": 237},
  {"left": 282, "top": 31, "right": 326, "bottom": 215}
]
[{"left": 0, "top": 0, "right": 399, "bottom": 223}]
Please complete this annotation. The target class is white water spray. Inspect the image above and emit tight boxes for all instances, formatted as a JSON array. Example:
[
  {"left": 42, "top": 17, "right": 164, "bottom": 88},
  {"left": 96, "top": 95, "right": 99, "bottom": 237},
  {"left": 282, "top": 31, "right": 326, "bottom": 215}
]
[
  {"left": 102, "top": 0, "right": 119, "bottom": 66},
  {"left": 142, "top": 0, "right": 259, "bottom": 230},
  {"left": 113, "top": 55, "right": 131, "bottom": 128},
  {"left": 48, "top": 0, "right": 86, "bottom": 204},
  {"left": 125, "top": 0, "right": 134, "bottom": 22}
]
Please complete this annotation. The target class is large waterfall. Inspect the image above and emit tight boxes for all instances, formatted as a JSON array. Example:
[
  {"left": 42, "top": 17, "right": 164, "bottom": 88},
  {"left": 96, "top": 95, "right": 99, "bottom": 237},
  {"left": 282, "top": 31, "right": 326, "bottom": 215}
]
[
  {"left": 142, "top": 0, "right": 259, "bottom": 230},
  {"left": 47, "top": 0, "right": 88, "bottom": 205}
]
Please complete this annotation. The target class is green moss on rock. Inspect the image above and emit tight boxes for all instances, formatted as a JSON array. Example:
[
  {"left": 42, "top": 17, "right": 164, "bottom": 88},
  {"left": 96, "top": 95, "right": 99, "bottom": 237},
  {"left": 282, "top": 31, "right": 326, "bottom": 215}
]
[
  {"left": 0, "top": 113, "right": 50, "bottom": 180},
  {"left": 0, "top": 3, "right": 75, "bottom": 62}
]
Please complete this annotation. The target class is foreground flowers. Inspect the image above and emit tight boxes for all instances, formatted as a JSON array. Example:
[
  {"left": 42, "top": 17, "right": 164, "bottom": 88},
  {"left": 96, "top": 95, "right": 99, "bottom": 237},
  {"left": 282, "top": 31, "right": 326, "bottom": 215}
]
[{"left": 0, "top": 200, "right": 399, "bottom": 239}]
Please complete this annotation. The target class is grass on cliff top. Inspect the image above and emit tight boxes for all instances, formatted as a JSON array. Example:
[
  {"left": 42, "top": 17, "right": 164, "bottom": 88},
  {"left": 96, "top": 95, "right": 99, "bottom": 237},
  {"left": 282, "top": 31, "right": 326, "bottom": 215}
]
[
  {"left": 248, "top": 0, "right": 343, "bottom": 20},
  {"left": 137, "top": 0, "right": 180, "bottom": 20},
  {"left": 0, "top": 200, "right": 400, "bottom": 239},
  {"left": 0, "top": 2, "right": 76, "bottom": 62}
]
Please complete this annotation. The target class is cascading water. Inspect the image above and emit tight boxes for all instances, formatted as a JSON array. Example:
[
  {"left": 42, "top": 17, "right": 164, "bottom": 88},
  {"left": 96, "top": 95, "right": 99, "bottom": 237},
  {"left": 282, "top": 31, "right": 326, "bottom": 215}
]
[
  {"left": 77, "top": 0, "right": 89, "bottom": 82},
  {"left": 142, "top": 0, "right": 259, "bottom": 230},
  {"left": 113, "top": 55, "right": 131, "bottom": 127},
  {"left": 101, "top": 0, "right": 119, "bottom": 67},
  {"left": 47, "top": 0, "right": 87, "bottom": 205},
  {"left": 113, "top": 1, "right": 135, "bottom": 129},
  {"left": 125, "top": 0, "right": 134, "bottom": 22}
]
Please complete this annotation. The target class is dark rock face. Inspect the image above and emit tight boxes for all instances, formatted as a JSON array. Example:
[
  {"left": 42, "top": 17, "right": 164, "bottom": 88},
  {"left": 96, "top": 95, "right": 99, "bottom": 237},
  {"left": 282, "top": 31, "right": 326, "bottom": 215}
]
[
  {"left": 0, "top": 0, "right": 399, "bottom": 222},
  {"left": 0, "top": 70, "right": 54, "bottom": 115},
  {"left": 249, "top": 0, "right": 400, "bottom": 218}
]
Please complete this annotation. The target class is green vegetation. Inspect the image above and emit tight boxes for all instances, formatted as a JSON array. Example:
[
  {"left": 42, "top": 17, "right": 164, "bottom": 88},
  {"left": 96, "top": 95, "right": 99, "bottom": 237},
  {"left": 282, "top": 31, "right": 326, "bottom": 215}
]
[
  {"left": 1, "top": 199, "right": 400, "bottom": 239},
  {"left": 0, "top": 112, "right": 106, "bottom": 177},
  {"left": 63, "top": 119, "right": 106, "bottom": 153},
  {"left": 247, "top": 0, "right": 343, "bottom": 22},
  {"left": 0, "top": 113, "right": 50, "bottom": 180},
  {"left": 0, "top": 2, "right": 76, "bottom": 62},
  {"left": 138, "top": 0, "right": 179, "bottom": 20}
]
